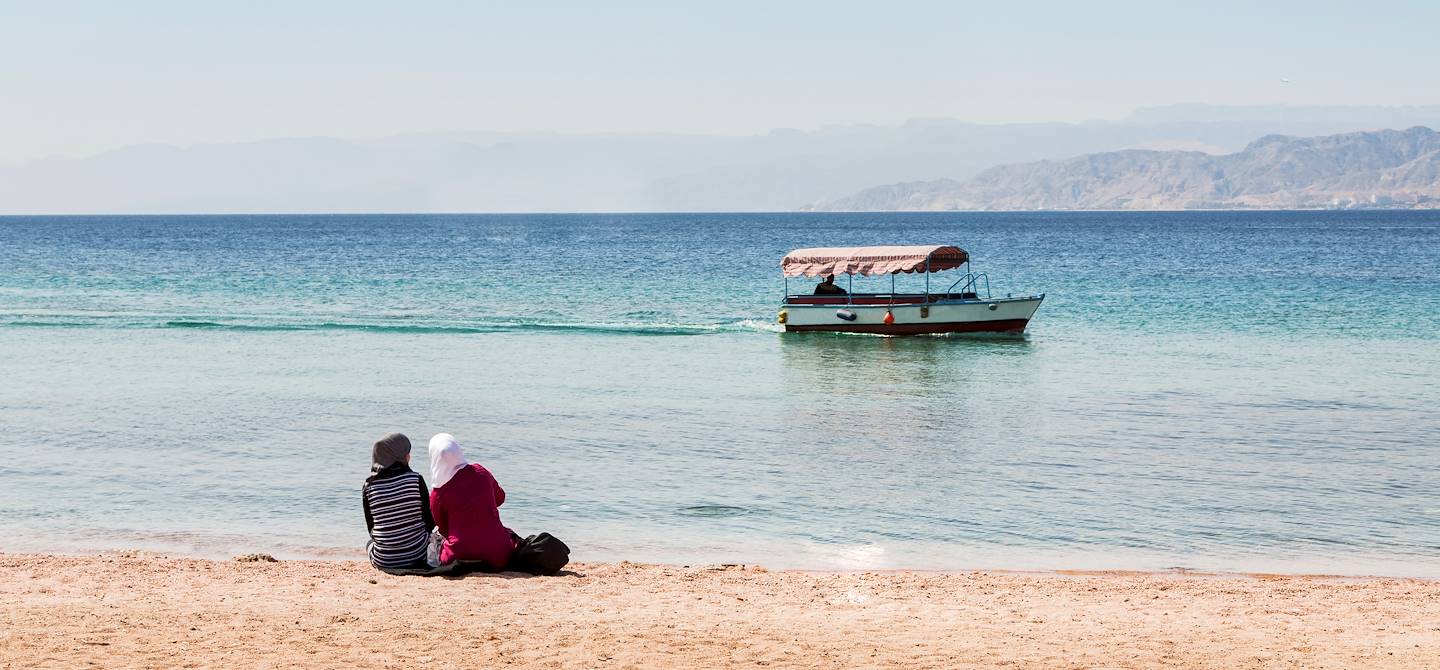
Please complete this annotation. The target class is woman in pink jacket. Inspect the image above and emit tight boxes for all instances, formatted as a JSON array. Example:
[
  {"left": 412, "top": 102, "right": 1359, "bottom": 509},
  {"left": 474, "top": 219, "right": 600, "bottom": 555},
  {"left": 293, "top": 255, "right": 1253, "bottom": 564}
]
[{"left": 426, "top": 433, "right": 518, "bottom": 569}]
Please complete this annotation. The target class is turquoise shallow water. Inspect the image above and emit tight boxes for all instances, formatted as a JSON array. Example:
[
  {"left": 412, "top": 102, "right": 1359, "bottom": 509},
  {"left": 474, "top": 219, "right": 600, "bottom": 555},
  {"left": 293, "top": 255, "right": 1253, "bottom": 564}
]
[{"left": 1, "top": 212, "right": 1438, "bottom": 575}]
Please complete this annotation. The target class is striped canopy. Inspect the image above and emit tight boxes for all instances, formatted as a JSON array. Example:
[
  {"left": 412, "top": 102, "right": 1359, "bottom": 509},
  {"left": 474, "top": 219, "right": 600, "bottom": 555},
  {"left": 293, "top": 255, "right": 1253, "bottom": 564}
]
[{"left": 781, "top": 245, "right": 968, "bottom": 277}]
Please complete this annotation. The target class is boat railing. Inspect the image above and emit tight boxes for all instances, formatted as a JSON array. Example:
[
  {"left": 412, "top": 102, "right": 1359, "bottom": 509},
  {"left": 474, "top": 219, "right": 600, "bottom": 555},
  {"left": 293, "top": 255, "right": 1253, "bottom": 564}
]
[
  {"left": 943, "top": 272, "right": 991, "bottom": 299},
  {"left": 783, "top": 272, "right": 993, "bottom": 304}
]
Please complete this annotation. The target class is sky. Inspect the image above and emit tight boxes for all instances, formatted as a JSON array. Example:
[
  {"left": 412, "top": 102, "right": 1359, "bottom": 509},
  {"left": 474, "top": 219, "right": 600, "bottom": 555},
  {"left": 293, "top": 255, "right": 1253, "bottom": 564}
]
[{"left": 2, "top": 0, "right": 1438, "bottom": 163}]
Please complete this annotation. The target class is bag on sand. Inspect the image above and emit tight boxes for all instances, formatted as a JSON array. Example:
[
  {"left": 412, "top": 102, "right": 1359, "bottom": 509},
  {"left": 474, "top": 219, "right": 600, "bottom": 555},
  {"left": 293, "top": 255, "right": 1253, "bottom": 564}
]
[
  {"left": 378, "top": 531, "right": 570, "bottom": 578},
  {"left": 425, "top": 527, "right": 444, "bottom": 568},
  {"left": 509, "top": 532, "right": 571, "bottom": 576}
]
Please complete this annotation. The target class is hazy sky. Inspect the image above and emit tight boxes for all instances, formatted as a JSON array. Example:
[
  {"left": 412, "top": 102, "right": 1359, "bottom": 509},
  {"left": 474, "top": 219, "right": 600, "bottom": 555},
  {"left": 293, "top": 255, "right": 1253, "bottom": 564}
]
[{"left": 2, "top": 0, "right": 1438, "bottom": 162}]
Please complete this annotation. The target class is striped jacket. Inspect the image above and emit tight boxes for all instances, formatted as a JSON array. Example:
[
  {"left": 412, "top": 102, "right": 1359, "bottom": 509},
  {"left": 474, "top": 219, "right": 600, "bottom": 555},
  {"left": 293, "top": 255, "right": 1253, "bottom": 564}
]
[{"left": 362, "top": 464, "right": 435, "bottom": 570}]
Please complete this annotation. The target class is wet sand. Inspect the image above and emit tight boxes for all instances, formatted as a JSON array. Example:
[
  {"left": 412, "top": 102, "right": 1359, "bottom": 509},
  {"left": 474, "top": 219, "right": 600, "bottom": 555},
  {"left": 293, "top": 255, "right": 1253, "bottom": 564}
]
[{"left": 2, "top": 553, "right": 1437, "bottom": 669}]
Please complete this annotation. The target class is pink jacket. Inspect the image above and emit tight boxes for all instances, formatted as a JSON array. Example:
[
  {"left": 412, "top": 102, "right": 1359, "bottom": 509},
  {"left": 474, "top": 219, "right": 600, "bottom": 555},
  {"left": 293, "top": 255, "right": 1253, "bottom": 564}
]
[{"left": 429, "top": 464, "right": 517, "bottom": 568}]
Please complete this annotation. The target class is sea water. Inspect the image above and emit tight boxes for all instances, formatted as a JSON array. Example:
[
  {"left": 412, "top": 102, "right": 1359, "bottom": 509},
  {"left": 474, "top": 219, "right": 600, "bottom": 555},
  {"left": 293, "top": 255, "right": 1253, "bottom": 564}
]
[{"left": 1, "top": 212, "right": 1437, "bottom": 576}]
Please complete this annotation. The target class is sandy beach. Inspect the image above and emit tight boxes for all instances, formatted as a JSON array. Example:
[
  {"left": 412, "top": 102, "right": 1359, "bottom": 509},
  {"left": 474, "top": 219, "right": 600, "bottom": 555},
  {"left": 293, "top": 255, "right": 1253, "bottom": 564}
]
[{"left": 1, "top": 553, "right": 1437, "bottom": 669}]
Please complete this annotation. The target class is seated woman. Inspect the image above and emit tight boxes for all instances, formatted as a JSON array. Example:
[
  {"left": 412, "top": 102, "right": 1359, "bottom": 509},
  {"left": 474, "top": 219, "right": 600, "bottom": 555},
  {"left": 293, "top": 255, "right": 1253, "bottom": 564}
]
[
  {"left": 427, "top": 433, "right": 518, "bottom": 570},
  {"left": 361, "top": 433, "right": 435, "bottom": 572}
]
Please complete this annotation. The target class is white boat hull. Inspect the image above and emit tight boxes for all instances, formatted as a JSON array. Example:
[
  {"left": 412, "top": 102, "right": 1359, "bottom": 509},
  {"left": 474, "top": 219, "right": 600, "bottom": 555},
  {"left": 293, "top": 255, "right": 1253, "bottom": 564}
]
[{"left": 780, "top": 295, "right": 1044, "bottom": 335}]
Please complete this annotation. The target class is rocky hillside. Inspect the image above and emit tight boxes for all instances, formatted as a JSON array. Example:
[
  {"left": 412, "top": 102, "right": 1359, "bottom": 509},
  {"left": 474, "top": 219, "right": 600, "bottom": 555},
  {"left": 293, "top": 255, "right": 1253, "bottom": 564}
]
[{"left": 811, "top": 127, "right": 1440, "bottom": 210}]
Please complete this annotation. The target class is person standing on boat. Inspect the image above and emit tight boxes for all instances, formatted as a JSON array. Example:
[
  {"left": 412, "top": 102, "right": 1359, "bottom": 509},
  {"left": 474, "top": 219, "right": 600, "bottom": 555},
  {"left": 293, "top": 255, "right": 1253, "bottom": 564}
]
[{"left": 814, "top": 274, "right": 847, "bottom": 295}]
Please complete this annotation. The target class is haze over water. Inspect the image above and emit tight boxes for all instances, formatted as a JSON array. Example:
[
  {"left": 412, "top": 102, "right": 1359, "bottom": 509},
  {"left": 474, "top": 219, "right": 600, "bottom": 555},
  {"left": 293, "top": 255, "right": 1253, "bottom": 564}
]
[{"left": 1, "top": 211, "right": 1437, "bottom": 576}]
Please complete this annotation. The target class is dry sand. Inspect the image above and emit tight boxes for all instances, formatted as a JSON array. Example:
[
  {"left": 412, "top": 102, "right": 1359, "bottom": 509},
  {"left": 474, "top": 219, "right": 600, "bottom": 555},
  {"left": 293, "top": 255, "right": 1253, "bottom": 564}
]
[{"left": 2, "top": 553, "right": 1437, "bottom": 669}]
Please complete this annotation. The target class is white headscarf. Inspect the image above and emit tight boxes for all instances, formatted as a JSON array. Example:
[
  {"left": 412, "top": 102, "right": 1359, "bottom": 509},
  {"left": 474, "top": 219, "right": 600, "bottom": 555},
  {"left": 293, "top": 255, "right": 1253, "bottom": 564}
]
[{"left": 427, "top": 433, "right": 468, "bottom": 489}]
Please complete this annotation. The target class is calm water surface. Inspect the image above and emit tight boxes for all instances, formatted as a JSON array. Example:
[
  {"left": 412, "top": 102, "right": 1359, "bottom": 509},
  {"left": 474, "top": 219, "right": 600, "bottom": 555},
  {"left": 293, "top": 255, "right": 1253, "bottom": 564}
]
[{"left": 1, "top": 212, "right": 1437, "bottom": 575}]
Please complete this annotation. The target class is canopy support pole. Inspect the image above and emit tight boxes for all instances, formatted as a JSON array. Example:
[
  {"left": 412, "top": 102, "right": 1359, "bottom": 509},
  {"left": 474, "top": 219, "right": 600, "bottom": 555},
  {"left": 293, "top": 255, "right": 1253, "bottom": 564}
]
[
  {"left": 925, "top": 255, "right": 931, "bottom": 299},
  {"left": 847, "top": 274, "right": 853, "bottom": 305}
]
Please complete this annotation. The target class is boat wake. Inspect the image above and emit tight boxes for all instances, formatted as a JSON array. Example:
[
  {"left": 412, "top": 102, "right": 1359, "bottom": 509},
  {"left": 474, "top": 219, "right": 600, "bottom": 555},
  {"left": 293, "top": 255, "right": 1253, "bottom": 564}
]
[
  {"left": 2, "top": 313, "right": 1034, "bottom": 339},
  {"left": 1, "top": 313, "right": 784, "bottom": 337}
]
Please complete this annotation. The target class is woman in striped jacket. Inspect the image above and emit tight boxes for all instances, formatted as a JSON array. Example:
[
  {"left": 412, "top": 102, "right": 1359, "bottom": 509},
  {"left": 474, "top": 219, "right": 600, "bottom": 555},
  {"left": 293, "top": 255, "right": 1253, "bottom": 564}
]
[{"left": 361, "top": 433, "right": 435, "bottom": 571}]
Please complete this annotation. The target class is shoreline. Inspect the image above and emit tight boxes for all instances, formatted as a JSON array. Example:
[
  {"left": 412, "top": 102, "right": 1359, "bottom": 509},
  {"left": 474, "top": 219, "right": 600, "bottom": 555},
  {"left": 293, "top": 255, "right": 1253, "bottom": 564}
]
[
  {"left": 6, "top": 545, "right": 1437, "bottom": 582},
  {"left": 4, "top": 552, "right": 1438, "bottom": 668},
  {"left": 6, "top": 546, "right": 1437, "bottom": 582}
]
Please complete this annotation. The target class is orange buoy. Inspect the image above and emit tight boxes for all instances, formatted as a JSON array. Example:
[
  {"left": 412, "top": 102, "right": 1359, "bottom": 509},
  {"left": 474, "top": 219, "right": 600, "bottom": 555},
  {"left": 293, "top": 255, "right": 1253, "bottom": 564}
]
[{"left": 883, "top": 310, "right": 895, "bottom": 325}]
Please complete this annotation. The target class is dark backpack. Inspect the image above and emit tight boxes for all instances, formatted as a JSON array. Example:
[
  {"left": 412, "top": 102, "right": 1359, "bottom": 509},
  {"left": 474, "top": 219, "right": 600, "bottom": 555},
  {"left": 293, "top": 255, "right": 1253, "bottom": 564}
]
[{"left": 509, "top": 532, "right": 571, "bottom": 576}]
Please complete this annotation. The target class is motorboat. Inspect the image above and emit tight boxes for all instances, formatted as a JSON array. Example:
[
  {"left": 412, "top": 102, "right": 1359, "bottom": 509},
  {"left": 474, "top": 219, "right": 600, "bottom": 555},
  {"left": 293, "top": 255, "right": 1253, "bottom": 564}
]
[{"left": 778, "top": 245, "right": 1044, "bottom": 335}]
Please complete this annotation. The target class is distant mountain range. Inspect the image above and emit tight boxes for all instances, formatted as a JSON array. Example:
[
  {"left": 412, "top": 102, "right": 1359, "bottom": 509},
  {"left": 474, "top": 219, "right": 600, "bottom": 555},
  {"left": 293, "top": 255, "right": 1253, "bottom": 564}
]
[
  {"left": 809, "top": 127, "right": 1440, "bottom": 211},
  {"left": 5, "top": 105, "right": 1440, "bottom": 213}
]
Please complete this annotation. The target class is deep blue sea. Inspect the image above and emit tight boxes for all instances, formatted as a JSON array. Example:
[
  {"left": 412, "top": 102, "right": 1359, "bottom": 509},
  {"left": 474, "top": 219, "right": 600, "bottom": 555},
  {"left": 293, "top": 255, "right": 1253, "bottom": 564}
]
[{"left": 1, "top": 211, "right": 1437, "bottom": 576}]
